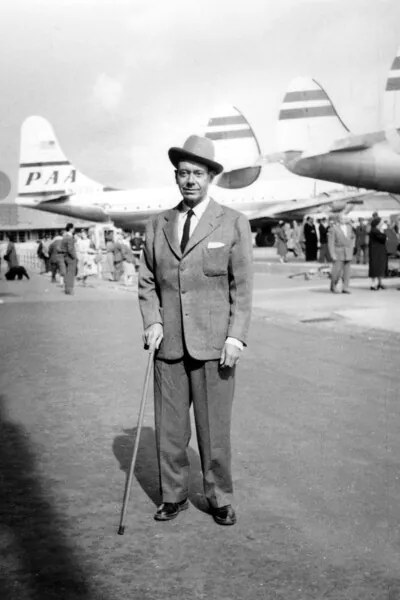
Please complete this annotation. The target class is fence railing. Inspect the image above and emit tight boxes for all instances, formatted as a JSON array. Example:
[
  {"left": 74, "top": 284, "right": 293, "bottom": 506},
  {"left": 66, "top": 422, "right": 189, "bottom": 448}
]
[{"left": 17, "top": 251, "right": 43, "bottom": 273}]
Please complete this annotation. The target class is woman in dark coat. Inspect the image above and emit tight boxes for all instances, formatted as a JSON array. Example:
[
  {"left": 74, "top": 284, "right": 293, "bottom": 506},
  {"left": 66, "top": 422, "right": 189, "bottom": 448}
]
[
  {"left": 303, "top": 217, "right": 318, "bottom": 261},
  {"left": 369, "top": 217, "right": 387, "bottom": 290}
]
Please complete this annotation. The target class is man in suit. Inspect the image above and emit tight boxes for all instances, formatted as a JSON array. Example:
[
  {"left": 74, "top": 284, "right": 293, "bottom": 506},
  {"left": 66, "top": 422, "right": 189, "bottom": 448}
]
[
  {"left": 318, "top": 217, "right": 330, "bottom": 263},
  {"left": 355, "top": 218, "right": 369, "bottom": 264},
  {"left": 138, "top": 135, "right": 253, "bottom": 526},
  {"left": 328, "top": 213, "right": 355, "bottom": 294},
  {"left": 60, "top": 223, "right": 77, "bottom": 295}
]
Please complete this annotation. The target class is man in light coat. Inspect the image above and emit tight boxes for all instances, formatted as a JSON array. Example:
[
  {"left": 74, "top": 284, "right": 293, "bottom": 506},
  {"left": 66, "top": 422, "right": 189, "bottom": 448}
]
[
  {"left": 328, "top": 213, "right": 355, "bottom": 293},
  {"left": 138, "top": 135, "right": 253, "bottom": 526}
]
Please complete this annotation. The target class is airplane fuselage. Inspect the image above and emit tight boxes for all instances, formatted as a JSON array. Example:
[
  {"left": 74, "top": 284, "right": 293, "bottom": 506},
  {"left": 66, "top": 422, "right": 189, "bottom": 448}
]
[{"left": 16, "top": 177, "right": 344, "bottom": 230}]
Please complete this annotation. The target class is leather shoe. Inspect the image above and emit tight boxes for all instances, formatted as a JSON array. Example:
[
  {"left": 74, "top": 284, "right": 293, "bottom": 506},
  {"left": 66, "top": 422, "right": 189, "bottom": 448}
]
[
  {"left": 342, "top": 290, "right": 351, "bottom": 294},
  {"left": 154, "top": 499, "right": 188, "bottom": 521},
  {"left": 210, "top": 504, "right": 236, "bottom": 526}
]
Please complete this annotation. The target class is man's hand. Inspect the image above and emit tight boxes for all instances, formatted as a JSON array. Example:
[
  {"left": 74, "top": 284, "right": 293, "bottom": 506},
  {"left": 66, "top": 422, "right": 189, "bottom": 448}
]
[
  {"left": 143, "top": 323, "right": 163, "bottom": 351},
  {"left": 219, "top": 342, "right": 241, "bottom": 368}
]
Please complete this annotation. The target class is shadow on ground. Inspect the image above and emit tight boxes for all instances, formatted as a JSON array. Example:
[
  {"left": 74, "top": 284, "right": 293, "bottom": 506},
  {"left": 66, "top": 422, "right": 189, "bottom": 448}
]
[
  {"left": 113, "top": 426, "right": 210, "bottom": 513},
  {"left": 0, "top": 395, "right": 95, "bottom": 600}
]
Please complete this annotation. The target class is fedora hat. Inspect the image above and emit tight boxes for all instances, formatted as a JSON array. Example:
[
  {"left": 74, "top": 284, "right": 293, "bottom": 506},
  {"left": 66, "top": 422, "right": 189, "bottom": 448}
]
[{"left": 168, "top": 135, "right": 223, "bottom": 174}]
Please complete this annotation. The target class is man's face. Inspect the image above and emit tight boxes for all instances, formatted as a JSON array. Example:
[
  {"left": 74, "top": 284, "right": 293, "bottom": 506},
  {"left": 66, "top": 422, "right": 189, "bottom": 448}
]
[{"left": 175, "top": 160, "right": 214, "bottom": 206}]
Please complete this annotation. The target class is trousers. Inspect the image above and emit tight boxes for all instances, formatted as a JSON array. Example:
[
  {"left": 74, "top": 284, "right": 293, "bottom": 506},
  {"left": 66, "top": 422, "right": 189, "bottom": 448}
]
[
  {"left": 154, "top": 355, "right": 235, "bottom": 508},
  {"left": 64, "top": 259, "right": 77, "bottom": 294},
  {"left": 331, "top": 259, "right": 351, "bottom": 291}
]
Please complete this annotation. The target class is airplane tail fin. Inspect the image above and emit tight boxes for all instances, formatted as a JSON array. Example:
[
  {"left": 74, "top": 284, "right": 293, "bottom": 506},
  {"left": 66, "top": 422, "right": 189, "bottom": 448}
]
[
  {"left": 17, "top": 116, "right": 104, "bottom": 203},
  {"left": 383, "top": 45, "right": 400, "bottom": 152},
  {"left": 277, "top": 77, "right": 349, "bottom": 155},
  {"left": 204, "top": 105, "right": 261, "bottom": 188}
]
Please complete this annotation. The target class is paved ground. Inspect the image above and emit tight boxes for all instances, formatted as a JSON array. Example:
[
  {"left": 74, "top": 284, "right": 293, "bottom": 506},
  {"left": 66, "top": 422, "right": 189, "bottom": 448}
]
[{"left": 1, "top": 258, "right": 400, "bottom": 599}]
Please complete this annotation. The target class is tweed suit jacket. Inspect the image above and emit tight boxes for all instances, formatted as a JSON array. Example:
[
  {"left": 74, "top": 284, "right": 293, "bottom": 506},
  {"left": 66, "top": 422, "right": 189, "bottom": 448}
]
[
  {"left": 328, "top": 224, "right": 355, "bottom": 261},
  {"left": 138, "top": 198, "right": 253, "bottom": 361}
]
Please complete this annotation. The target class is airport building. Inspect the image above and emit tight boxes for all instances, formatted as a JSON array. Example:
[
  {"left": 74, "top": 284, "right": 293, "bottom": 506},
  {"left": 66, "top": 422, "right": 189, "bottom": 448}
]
[{"left": 0, "top": 203, "right": 96, "bottom": 242}]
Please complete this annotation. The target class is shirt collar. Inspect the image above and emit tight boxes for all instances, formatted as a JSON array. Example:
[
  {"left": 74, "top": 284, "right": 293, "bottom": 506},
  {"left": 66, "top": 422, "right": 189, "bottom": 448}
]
[{"left": 181, "top": 196, "right": 210, "bottom": 219}]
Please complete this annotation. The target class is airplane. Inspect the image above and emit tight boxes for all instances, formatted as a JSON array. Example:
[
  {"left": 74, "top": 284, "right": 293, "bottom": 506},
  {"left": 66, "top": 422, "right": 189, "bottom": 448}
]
[
  {"left": 264, "top": 45, "right": 400, "bottom": 194},
  {"left": 12, "top": 110, "right": 364, "bottom": 246}
]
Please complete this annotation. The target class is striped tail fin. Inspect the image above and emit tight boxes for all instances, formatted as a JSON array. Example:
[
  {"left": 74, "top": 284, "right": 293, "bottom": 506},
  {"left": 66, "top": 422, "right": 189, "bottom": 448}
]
[
  {"left": 383, "top": 46, "right": 400, "bottom": 153},
  {"left": 277, "top": 78, "right": 349, "bottom": 155},
  {"left": 205, "top": 106, "right": 261, "bottom": 188},
  {"left": 17, "top": 116, "right": 104, "bottom": 203}
]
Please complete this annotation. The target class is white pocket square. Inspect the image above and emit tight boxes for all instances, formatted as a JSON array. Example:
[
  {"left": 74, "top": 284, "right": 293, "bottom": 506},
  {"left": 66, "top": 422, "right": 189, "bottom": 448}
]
[{"left": 207, "top": 242, "right": 225, "bottom": 248}]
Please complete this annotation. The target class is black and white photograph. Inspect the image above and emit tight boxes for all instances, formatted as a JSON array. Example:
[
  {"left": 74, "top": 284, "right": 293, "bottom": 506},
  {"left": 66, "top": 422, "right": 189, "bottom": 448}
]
[{"left": 1, "top": 0, "right": 400, "bottom": 598}]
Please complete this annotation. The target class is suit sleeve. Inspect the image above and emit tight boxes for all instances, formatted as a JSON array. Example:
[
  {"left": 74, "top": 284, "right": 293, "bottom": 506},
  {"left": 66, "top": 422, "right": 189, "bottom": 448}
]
[
  {"left": 138, "top": 218, "right": 163, "bottom": 329},
  {"left": 328, "top": 227, "right": 336, "bottom": 260},
  {"left": 227, "top": 214, "right": 253, "bottom": 346}
]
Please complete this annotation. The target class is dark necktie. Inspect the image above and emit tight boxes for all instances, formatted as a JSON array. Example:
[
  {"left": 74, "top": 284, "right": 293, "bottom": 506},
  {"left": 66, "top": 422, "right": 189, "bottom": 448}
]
[{"left": 180, "top": 209, "right": 194, "bottom": 253}]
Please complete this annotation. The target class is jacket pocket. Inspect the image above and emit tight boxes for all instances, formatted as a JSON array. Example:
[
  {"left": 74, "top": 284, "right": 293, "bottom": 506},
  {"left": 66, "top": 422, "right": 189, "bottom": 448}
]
[{"left": 203, "top": 247, "right": 229, "bottom": 276}]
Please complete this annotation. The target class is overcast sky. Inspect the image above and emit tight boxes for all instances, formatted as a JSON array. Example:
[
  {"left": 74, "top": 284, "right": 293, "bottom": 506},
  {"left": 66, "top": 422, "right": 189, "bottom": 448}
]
[{"left": 1, "top": 0, "right": 400, "bottom": 195}]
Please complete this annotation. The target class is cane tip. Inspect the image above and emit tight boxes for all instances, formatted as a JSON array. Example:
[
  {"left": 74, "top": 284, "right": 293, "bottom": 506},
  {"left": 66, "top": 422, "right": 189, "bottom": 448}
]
[{"left": 118, "top": 526, "right": 125, "bottom": 535}]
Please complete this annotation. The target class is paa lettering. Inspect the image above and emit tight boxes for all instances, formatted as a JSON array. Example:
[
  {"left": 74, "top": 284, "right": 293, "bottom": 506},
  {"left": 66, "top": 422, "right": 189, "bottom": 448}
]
[{"left": 25, "top": 169, "right": 77, "bottom": 186}]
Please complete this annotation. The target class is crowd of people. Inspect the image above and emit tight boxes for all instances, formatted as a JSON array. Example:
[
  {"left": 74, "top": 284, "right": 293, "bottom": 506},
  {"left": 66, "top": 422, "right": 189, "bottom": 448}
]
[
  {"left": 273, "top": 212, "right": 400, "bottom": 291},
  {"left": 0, "top": 226, "right": 144, "bottom": 295},
  {"left": 2, "top": 211, "right": 399, "bottom": 295}
]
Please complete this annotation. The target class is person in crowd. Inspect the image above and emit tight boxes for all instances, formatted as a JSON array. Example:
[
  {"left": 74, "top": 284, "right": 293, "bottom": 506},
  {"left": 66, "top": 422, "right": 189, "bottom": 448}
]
[
  {"left": 75, "top": 230, "right": 88, "bottom": 280},
  {"left": 355, "top": 218, "right": 369, "bottom": 265},
  {"left": 75, "top": 229, "right": 96, "bottom": 285},
  {"left": 369, "top": 217, "right": 388, "bottom": 290},
  {"left": 384, "top": 221, "right": 399, "bottom": 258},
  {"left": 318, "top": 217, "right": 330, "bottom": 263},
  {"left": 138, "top": 134, "right": 253, "bottom": 526},
  {"left": 291, "top": 220, "right": 303, "bottom": 257},
  {"left": 112, "top": 232, "right": 125, "bottom": 282},
  {"left": 120, "top": 232, "right": 136, "bottom": 286},
  {"left": 130, "top": 231, "right": 144, "bottom": 271},
  {"left": 4, "top": 234, "right": 18, "bottom": 270},
  {"left": 48, "top": 231, "right": 65, "bottom": 283},
  {"left": 60, "top": 223, "right": 77, "bottom": 295},
  {"left": 328, "top": 213, "right": 355, "bottom": 294},
  {"left": 284, "top": 222, "right": 298, "bottom": 258},
  {"left": 42, "top": 235, "right": 51, "bottom": 272},
  {"left": 37, "top": 238, "right": 45, "bottom": 273},
  {"left": 104, "top": 232, "right": 115, "bottom": 281},
  {"left": 37, "top": 236, "right": 51, "bottom": 273},
  {"left": 275, "top": 221, "right": 288, "bottom": 262},
  {"left": 303, "top": 216, "right": 318, "bottom": 261},
  {"left": 81, "top": 230, "right": 97, "bottom": 286}
]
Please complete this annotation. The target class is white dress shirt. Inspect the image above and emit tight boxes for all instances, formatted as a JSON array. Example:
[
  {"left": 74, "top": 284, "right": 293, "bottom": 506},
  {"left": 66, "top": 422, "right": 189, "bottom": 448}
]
[
  {"left": 177, "top": 196, "right": 211, "bottom": 241},
  {"left": 178, "top": 196, "right": 243, "bottom": 351}
]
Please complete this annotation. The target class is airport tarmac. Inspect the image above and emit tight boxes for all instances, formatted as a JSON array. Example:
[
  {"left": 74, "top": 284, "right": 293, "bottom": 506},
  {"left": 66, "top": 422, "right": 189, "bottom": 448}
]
[{"left": 0, "top": 257, "right": 400, "bottom": 599}]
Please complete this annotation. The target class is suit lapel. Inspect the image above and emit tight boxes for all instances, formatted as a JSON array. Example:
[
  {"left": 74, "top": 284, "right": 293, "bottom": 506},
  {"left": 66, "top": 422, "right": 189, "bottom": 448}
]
[
  {"left": 162, "top": 206, "right": 182, "bottom": 260},
  {"left": 183, "top": 198, "right": 224, "bottom": 256}
]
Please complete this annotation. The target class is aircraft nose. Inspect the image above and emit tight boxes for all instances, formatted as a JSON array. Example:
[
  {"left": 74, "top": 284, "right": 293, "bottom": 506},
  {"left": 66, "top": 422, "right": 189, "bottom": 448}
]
[{"left": 0, "top": 172, "right": 11, "bottom": 200}]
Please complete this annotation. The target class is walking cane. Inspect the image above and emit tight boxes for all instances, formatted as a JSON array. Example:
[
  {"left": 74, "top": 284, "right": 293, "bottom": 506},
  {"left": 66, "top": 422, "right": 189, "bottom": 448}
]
[{"left": 118, "top": 348, "right": 155, "bottom": 535}]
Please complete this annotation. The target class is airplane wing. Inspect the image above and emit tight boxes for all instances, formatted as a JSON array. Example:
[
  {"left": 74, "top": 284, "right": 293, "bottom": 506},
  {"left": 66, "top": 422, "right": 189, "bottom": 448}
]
[{"left": 243, "top": 190, "right": 368, "bottom": 224}]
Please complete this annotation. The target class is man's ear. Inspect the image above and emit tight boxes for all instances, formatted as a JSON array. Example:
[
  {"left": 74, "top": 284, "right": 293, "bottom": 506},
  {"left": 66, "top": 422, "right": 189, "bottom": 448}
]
[
  {"left": 209, "top": 170, "right": 216, "bottom": 183},
  {"left": 174, "top": 170, "right": 179, "bottom": 184}
]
